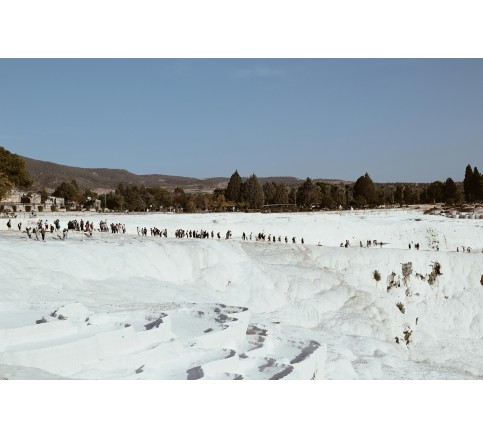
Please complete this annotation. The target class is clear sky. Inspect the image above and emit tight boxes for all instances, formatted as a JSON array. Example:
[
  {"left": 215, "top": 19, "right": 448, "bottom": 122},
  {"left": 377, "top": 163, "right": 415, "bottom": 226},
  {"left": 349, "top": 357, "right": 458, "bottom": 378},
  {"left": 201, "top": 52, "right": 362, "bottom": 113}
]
[{"left": 1, "top": 59, "right": 482, "bottom": 182}]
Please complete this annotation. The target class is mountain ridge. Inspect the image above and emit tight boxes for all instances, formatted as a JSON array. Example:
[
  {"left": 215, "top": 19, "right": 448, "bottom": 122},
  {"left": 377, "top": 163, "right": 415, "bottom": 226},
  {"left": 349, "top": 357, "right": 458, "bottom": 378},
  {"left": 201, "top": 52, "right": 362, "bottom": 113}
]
[{"left": 21, "top": 155, "right": 350, "bottom": 193}]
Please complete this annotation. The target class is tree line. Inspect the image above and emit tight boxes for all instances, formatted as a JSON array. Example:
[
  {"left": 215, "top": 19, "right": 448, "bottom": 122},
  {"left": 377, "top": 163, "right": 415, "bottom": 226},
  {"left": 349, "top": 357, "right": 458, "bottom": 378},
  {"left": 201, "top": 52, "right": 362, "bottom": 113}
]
[{"left": 2, "top": 145, "right": 483, "bottom": 212}]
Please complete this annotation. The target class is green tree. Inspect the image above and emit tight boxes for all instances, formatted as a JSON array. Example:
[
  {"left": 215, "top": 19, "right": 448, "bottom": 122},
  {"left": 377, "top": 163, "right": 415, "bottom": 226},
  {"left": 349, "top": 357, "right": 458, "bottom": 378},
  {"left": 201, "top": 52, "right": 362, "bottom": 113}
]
[
  {"left": 353, "top": 173, "right": 378, "bottom": 206},
  {"left": 104, "top": 191, "right": 125, "bottom": 210},
  {"left": 263, "top": 182, "right": 277, "bottom": 205},
  {"left": 242, "top": 174, "right": 264, "bottom": 209},
  {"left": 443, "top": 178, "right": 457, "bottom": 203},
  {"left": 403, "top": 185, "right": 419, "bottom": 205},
  {"left": 225, "top": 170, "right": 242, "bottom": 202},
  {"left": 464, "top": 164, "right": 473, "bottom": 202},
  {"left": 148, "top": 186, "right": 173, "bottom": 210},
  {"left": 394, "top": 185, "right": 404, "bottom": 206},
  {"left": 0, "top": 146, "right": 33, "bottom": 188},
  {"left": 273, "top": 183, "right": 289, "bottom": 204},
  {"left": 296, "top": 178, "right": 321, "bottom": 207},
  {"left": 173, "top": 187, "right": 187, "bottom": 210},
  {"left": 0, "top": 172, "right": 14, "bottom": 200},
  {"left": 425, "top": 181, "right": 445, "bottom": 203},
  {"left": 53, "top": 180, "right": 81, "bottom": 203},
  {"left": 316, "top": 182, "right": 334, "bottom": 208},
  {"left": 122, "top": 186, "right": 146, "bottom": 211},
  {"left": 330, "top": 185, "right": 344, "bottom": 207},
  {"left": 471, "top": 166, "right": 481, "bottom": 201}
]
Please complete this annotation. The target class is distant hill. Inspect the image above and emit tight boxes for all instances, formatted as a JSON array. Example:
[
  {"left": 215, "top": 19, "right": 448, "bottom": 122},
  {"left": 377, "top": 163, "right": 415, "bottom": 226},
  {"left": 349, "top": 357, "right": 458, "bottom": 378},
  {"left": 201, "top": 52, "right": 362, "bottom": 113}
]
[
  {"left": 22, "top": 156, "right": 346, "bottom": 193},
  {"left": 21, "top": 156, "right": 224, "bottom": 193}
]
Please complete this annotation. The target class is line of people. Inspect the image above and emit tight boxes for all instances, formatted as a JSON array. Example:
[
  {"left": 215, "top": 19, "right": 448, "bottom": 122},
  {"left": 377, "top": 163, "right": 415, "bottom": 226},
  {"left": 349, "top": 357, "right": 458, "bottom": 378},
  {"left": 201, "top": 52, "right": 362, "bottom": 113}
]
[{"left": 242, "top": 231, "right": 303, "bottom": 244}]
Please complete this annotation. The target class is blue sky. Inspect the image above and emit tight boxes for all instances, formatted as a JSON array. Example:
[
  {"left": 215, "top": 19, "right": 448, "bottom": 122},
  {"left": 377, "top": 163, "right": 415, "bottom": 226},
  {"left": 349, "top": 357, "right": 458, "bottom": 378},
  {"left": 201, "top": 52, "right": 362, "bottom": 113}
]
[{"left": 1, "top": 59, "right": 482, "bottom": 182}]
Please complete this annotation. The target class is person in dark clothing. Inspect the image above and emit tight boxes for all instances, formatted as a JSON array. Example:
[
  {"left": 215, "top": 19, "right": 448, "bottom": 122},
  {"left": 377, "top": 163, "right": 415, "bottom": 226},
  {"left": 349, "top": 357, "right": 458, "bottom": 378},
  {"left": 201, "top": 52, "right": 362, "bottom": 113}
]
[{"left": 7, "top": 219, "right": 11, "bottom": 230}]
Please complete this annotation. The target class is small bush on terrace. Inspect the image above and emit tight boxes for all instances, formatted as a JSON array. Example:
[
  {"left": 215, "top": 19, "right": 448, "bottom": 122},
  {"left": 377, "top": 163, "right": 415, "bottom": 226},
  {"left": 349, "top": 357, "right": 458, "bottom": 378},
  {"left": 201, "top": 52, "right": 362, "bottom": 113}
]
[
  {"left": 373, "top": 270, "right": 381, "bottom": 285},
  {"left": 428, "top": 262, "right": 442, "bottom": 285}
]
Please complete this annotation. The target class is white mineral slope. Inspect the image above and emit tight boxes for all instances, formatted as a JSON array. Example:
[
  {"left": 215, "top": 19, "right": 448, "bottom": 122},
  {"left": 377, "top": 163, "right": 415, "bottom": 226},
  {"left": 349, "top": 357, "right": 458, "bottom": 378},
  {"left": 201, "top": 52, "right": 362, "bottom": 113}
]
[
  {"left": 3, "top": 208, "right": 483, "bottom": 250},
  {"left": 1, "top": 210, "right": 483, "bottom": 379}
]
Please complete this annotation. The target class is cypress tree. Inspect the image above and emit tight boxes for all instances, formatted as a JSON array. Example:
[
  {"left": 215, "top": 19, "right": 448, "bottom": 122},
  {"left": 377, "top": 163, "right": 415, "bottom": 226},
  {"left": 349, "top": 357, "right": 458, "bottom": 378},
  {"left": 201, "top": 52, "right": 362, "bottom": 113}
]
[
  {"left": 242, "top": 174, "right": 264, "bottom": 209},
  {"left": 464, "top": 164, "right": 473, "bottom": 202},
  {"left": 296, "top": 178, "right": 323, "bottom": 207},
  {"left": 225, "top": 170, "right": 242, "bottom": 202},
  {"left": 353, "top": 173, "right": 377, "bottom": 206},
  {"left": 471, "top": 166, "right": 481, "bottom": 201}
]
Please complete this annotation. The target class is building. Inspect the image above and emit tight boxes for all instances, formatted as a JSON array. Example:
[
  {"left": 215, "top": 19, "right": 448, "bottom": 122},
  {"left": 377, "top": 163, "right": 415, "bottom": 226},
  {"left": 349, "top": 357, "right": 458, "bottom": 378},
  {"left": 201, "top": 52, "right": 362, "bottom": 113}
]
[
  {"left": 0, "top": 190, "right": 66, "bottom": 213},
  {"left": 0, "top": 190, "right": 42, "bottom": 213}
]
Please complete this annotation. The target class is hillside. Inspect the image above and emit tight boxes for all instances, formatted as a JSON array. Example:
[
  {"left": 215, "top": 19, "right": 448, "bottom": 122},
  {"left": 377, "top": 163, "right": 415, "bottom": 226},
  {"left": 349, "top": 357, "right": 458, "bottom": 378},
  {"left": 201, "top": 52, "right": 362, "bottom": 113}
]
[
  {"left": 21, "top": 155, "right": 348, "bottom": 193},
  {"left": 21, "top": 156, "right": 227, "bottom": 193}
]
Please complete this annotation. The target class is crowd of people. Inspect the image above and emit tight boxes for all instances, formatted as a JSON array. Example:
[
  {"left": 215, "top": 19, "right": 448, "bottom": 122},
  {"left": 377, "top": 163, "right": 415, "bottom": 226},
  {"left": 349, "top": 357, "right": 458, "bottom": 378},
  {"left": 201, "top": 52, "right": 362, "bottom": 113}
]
[
  {"left": 174, "top": 229, "right": 212, "bottom": 239},
  {"left": 3, "top": 217, "right": 483, "bottom": 252},
  {"left": 5, "top": 218, "right": 63, "bottom": 241},
  {"left": 4, "top": 218, "right": 128, "bottom": 241}
]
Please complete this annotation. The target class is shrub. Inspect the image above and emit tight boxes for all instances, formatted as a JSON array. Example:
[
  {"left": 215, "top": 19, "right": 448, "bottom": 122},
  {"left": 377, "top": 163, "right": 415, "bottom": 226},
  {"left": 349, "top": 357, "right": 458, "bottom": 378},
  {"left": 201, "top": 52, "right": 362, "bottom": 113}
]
[
  {"left": 401, "top": 262, "right": 413, "bottom": 286},
  {"left": 428, "top": 262, "right": 442, "bottom": 285},
  {"left": 373, "top": 270, "right": 381, "bottom": 283},
  {"left": 403, "top": 329, "right": 412, "bottom": 345},
  {"left": 433, "top": 262, "right": 442, "bottom": 276}
]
